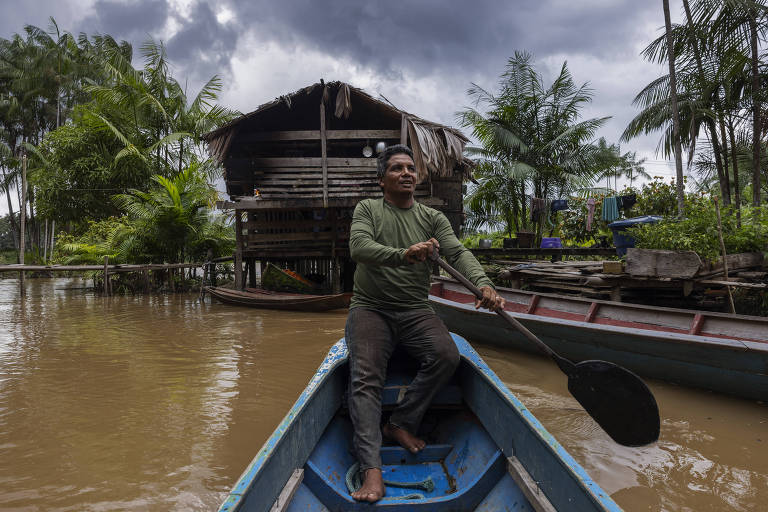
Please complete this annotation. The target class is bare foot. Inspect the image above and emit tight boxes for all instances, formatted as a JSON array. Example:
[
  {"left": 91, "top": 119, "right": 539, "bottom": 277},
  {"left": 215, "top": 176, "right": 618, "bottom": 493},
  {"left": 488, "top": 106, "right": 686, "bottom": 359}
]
[
  {"left": 383, "top": 423, "right": 426, "bottom": 454},
  {"left": 351, "top": 468, "right": 385, "bottom": 502}
]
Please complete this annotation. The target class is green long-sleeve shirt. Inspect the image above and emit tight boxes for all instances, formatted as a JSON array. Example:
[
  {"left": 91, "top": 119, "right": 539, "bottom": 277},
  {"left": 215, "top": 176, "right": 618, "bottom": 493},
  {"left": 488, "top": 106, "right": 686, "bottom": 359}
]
[{"left": 349, "top": 198, "right": 494, "bottom": 310}]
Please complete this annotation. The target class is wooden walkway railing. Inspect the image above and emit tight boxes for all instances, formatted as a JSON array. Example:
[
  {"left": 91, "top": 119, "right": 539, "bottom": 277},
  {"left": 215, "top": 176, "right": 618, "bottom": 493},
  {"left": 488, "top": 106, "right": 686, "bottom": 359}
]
[{"left": 1, "top": 256, "right": 234, "bottom": 296}]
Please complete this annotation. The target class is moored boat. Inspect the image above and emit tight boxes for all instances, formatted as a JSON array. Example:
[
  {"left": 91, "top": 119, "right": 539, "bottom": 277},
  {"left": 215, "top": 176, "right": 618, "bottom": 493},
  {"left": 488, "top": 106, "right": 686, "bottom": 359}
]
[
  {"left": 206, "top": 286, "right": 351, "bottom": 312},
  {"left": 430, "top": 277, "right": 768, "bottom": 401},
  {"left": 218, "top": 334, "right": 621, "bottom": 511}
]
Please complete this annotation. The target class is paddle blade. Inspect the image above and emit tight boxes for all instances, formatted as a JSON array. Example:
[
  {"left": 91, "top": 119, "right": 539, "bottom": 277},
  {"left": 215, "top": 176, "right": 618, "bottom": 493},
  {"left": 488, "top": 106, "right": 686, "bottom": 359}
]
[{"left": 567, "top": 360, "right": 660, "bottom": 447}]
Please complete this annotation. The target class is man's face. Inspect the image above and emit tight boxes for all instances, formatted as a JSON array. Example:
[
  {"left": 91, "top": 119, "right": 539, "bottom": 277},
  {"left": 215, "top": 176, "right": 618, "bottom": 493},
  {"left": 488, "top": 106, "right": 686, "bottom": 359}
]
[{"left": 379, "top": 153, "right": 417, "bottom": 195}]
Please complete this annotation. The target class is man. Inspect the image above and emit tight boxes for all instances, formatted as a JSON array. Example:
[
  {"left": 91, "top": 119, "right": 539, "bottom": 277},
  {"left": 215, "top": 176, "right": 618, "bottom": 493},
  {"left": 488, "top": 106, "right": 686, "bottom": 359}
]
[{"left": 346, "top": 144, "right": 505, "bottom": 502}]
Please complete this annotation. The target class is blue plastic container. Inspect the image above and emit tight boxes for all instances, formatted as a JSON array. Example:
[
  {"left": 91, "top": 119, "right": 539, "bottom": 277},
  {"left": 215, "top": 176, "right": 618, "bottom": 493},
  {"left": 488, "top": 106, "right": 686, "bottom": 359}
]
[
  {"left": 540, "top": 237, "right": 563, "bottom": 249},
  {"left": 607, "top": 216, "right": 663, "bottom": 256}
]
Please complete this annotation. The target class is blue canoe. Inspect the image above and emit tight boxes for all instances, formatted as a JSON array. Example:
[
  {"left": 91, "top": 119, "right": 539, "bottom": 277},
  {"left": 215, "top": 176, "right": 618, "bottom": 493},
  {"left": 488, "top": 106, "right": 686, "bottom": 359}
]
[{"left": 218, "top": 334, "right": 621, "bottom": 511}]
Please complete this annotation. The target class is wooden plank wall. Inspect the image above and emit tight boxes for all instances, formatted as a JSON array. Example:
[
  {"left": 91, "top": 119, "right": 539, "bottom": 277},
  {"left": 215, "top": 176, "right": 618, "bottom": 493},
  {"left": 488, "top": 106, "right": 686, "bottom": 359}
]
[
  {"left": 249, "top": 157, "right": 430, "bottom": 201},
  {"left": 241, "top": 208, "right": 351, "bottom": 256}
]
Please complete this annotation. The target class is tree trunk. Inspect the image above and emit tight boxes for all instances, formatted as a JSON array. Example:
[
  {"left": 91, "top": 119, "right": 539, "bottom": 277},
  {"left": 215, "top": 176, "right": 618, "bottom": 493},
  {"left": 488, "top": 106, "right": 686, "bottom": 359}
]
[
  {"left": 19, "top": 155, "right": 27, "bottom": 295},
  {"left": 2, "top": 170, "right": 19, "bottom": 250},
  {"left": 664, "top": 0, "right": 686, "bottom": 216},
  {"left": 728, "top": 118, "right": 742, "bottom": 227},
  {"left": 682, "top": 0, "right": 729, "bottom": 204},
  {"left": 748, "top": 11, "right": 761, "bottom": 206},
  {"left": 718, "top": 116, "right": 730, "bottom": 202}
]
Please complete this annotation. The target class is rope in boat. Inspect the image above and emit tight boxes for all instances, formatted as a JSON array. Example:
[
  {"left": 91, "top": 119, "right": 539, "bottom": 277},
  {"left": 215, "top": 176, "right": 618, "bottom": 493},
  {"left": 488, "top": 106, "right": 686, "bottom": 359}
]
[{"left": 345, "top": 462, "right": 434, "bottom": 500}]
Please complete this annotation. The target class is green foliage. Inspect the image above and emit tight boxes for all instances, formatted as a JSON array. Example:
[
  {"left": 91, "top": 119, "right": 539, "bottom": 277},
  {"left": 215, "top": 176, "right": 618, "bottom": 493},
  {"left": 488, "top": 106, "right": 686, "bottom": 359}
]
[
  {"left": 628, "top": 199, "right": 768, "bottom": 261},
  {"left": 2, "top": 21, "right": 237, "bottom": 264},
  {"left": 32, "top": 114, "right": 153, "bottom": 223},
  {"left": 54, "top": 163, "right": 234, "bottom": 264},
  {"left": 53, "top": 217, "right": 127, "bottom": 264},
  {"left": 111, "top": 162, "right": 233, "bottom": 262},
  {"left": 631, "top": 178, "right": 680, "bottom": 217},
  {"left": 0, "top": 214, "right": 15, "bottom": 250}
]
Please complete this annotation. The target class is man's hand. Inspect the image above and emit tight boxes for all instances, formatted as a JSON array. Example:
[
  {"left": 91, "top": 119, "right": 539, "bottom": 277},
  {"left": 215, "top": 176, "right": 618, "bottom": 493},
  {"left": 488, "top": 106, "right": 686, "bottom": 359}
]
[
  {"left": 475, "top": 286, "right": 506, "bottom": 311},
  {"left": 404, "top": 238, "right": 440, "bottom": 264}
]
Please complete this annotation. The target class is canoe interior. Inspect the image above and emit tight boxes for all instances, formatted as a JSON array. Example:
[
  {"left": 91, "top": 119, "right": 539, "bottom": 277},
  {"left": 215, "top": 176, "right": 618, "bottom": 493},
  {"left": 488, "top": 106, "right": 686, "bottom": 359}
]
[{"left": 220, "top": 336, "right": 619, "bottom": 512}]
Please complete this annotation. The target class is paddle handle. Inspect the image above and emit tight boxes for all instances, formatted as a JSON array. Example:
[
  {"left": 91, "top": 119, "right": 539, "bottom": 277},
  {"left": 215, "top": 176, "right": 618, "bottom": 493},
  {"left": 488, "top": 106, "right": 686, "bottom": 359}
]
[{"left": 434, "top": 257, "right": 556, "bottom": 359}]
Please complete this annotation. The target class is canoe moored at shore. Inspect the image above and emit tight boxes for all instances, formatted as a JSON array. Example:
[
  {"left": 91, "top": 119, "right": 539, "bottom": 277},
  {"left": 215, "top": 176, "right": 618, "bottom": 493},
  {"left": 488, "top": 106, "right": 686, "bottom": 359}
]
[
  {"left": 218, "top": 334, "right": 621, "bottom": 512},
  {"left": 429, "top": 277, "right": 768, "bottom": 401},
  {"left": 206, "top": 286, "right": 351, "bottom": 312}
]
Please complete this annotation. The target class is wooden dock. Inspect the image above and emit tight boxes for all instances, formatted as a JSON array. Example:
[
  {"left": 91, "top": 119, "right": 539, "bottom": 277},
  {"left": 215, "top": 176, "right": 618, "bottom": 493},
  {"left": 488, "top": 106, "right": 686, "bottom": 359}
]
[{"left": 494, "top": 251, "right": 766, "bottom": 309}]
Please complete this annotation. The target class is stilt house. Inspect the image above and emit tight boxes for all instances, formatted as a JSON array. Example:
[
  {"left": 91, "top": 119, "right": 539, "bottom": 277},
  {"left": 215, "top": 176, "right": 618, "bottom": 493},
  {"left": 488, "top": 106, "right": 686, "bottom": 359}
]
[{"left": 203, "top": 81, "right": 473, "bottom": 292}]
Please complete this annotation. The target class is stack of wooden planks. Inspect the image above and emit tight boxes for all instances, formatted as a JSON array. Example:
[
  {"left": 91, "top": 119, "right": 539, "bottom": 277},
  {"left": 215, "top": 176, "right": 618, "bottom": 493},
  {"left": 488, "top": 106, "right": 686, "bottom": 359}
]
[{"left": 495, "top": 250, "right": 766, "bottom": 308}]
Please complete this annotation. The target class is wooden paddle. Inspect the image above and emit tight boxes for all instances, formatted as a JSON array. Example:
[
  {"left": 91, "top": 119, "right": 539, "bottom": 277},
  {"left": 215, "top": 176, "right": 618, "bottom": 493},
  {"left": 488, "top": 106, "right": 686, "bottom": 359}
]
[{"left": 433, "top": 255, "right": 660, "bottom": 447}]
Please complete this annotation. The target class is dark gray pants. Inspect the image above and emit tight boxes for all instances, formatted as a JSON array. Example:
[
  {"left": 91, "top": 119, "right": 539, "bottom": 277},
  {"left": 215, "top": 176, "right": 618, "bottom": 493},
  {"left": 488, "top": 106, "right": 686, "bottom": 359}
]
[{"left": 345, "top": 307, "right": 460, "bottom": 471}]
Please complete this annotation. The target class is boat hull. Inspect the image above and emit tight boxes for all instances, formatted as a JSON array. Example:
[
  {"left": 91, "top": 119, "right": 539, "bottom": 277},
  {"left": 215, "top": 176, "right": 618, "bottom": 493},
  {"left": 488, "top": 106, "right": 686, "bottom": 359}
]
[
  {"left": 218, "top": 335, "right": 621, "bottom": 511},
  {"left": 206, "top": 286, "right": 351, "bottom": 312},
  {"left": 430, "top": 280, "right": 768, "bottom": 401}
]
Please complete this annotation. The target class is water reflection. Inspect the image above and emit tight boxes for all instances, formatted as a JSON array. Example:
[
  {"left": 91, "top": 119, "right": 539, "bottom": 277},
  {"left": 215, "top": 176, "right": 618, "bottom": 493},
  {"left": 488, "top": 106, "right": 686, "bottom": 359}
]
[{"left": 0, "top": 278, "right": 765, "bottom": 511}]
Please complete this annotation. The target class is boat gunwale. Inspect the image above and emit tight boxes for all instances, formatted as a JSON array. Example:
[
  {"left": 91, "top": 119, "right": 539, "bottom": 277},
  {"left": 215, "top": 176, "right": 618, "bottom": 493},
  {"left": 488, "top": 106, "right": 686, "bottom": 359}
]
[
  {"left": 432, "top": 275, "right": 768, "bottom": 324},
  {"left": 429, "top": 295, "right": 768, "bottom": 356}
]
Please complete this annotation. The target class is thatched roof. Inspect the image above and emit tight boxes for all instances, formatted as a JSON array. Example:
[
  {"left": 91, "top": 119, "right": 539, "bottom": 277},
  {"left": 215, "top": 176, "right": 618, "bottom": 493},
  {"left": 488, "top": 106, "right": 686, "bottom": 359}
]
[{"left": 203, "top": 80, "right": 474, "bottom": 181}]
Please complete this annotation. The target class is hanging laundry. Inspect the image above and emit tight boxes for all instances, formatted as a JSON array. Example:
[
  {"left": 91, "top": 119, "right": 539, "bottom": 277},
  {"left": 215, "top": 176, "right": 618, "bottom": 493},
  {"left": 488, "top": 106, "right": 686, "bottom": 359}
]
[
  {"left": 601, "top": 196, "right": 620, "bottom": 222},
  {"left": 586, "top": 197, "right": 596, "bottom": 231},
  {"left": 619, "top": 193, "right": 637, "bottom": 210},
  {"left": 550, "top": 199, "right": 569, "bottom": 212}
]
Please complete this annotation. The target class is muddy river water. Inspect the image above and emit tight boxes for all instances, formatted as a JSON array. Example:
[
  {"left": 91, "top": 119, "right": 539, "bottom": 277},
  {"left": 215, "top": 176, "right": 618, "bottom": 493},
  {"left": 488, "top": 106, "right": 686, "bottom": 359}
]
[{"left": 0, "top": 278, "right": 765, "bottom": 511}]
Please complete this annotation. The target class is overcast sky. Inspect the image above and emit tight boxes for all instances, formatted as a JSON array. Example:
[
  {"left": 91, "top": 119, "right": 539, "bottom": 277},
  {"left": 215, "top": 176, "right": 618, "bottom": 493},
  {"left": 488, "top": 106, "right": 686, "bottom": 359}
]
[{"left": 1, "top": 0, "right": 690, "bottom": 215}]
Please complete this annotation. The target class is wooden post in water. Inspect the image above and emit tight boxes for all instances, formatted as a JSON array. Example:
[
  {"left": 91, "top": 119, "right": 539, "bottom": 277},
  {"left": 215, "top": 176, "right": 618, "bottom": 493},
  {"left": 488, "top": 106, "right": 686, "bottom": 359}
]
[
  {"left": 50, "top": 220, "right": 56, "bottom": 259},
  {"left": 200, "top": 264, "right": 208, "bottom": 300},
  {"left": 43, "top": 219, "right": 48, "bottom": 262},
  {"left": 248, "top": 259, "right": 257, "bottom": 288},
  {"left": 714, "top": 197, "right": 736, "bottom": 314},
  {"left": 103, "top": 256, "right": 110, "bottom": 296},
  {"left": 19, "top": 154, "right": 27, "bottom": 297},
  {"left": 320, "top": 102, "right": 328, "bottom": 208}
]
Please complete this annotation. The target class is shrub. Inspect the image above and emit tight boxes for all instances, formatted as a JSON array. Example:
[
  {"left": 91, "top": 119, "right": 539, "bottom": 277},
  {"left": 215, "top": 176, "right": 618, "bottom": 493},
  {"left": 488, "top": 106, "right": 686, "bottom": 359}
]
[{"left": 627, "top": 198, "right": 768, "bottom": 261}]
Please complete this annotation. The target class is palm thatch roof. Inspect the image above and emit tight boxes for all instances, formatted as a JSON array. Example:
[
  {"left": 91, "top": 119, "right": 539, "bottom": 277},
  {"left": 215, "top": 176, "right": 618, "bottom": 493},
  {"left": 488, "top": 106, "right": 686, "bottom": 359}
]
[{"left": 203, "top": 80, "right": 474, "bottom": 181}]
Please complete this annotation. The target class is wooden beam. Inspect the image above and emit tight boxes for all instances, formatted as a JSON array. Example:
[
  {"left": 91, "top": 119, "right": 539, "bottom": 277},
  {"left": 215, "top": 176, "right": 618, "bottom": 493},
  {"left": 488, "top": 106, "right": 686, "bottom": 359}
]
[
  {"left": 238, "top": 129, "right": 400, "bottom": 142},
  {"left": 320, "top": 102, "right": 328, "bottom": 208},
  {"left": 252, "top": 157, "right": 377, "bottom": 168},
  {"left": 223, "top": 196, "right": 445, "bottom": 210},
  {"left": 270, "top": 469, "right": 303, "bottom": 512},
  {"left": 400, "top": 114, "right": 408, "bottom": 145},
  {"left": 507, "top": 457, "right": 557, "bottom": 512},
  {"left": 246, "top": 231, "right": 341, "bottom": 242}
]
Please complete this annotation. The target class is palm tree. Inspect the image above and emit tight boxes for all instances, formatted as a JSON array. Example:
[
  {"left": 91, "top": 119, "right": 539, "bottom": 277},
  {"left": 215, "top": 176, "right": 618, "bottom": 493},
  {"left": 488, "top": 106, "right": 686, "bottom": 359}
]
[
  {"left": 458, "top": 52, "right": 610, "bottom": 238},
  {"left": 83, "top": 39, "right": 237, "bottom": 179},
  {"left": 112, "top": 162, "right": 232, "bottom": 263},
  {"left": 678, "top": 0, "right": 765, "bottom": 206},
  {"left": 664, "top": 0, "right": 686, "bottom": 215}
]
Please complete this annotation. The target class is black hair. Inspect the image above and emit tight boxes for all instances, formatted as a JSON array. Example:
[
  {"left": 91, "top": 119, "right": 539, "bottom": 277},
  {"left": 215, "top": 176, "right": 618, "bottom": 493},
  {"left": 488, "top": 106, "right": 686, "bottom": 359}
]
[{"left": 376, "top": 144, "right": 414, "bottom": 178}]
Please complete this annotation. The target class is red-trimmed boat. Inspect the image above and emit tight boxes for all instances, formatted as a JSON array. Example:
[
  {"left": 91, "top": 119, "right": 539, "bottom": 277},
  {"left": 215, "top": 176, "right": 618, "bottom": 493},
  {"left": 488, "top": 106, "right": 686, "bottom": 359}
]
[{"left": 429, "top": 277, "right": 768, "bottom": 401}]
